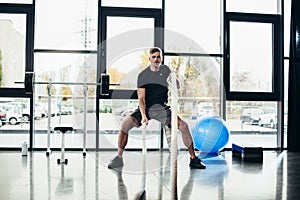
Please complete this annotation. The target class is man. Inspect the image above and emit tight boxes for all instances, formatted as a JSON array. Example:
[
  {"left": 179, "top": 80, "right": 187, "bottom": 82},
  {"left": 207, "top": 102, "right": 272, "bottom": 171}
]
[{"left": 108, "top": 47, "right": 206, "bottom": 169}]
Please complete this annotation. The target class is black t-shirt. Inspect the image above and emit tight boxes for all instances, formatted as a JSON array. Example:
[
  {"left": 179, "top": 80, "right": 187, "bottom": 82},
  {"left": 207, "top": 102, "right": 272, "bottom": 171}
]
[{"left": 137, "top": 65, "right": 171, "bottom": 108}]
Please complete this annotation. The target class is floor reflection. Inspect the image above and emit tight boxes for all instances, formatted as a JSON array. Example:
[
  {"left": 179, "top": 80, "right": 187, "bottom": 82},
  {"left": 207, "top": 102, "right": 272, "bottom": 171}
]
[
  {"left": 0, "top": 150, "right": 299, "bottom": 200},
  {"left": 111, "top": 168, "right": 129, "bottom": 200}
]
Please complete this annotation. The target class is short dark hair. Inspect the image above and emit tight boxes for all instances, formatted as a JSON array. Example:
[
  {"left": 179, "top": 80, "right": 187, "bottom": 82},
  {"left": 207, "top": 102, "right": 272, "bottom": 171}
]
[{"left": 149, "top": 47, "right": 162, "bottom": 55}]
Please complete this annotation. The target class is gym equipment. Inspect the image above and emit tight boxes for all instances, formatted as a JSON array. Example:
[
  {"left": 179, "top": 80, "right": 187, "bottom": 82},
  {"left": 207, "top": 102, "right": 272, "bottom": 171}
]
[
  {"left": 170, "top": 71, "right": 178, "bottom": 200},
  {"left": 135, "top": 124, "right": 147, "bottom": 200},
  {"left": 232, "top": 143, "right": 263, "bottom": 162},
  {"left": 21, "top": 72, "right": 110, "bottom": 156},
  {"left": 55, "top": 159, "right": 74, "bottom": 195},
  {"left": 192, "top": 116, "right": 230, "bottom": 153},
  {"left": 54, "top": 126, "right": 73, "bottom": 164}
]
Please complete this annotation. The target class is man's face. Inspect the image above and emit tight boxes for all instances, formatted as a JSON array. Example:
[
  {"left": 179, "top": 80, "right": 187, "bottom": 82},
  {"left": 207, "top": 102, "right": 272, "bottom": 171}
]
[{"left": 149, "top": 51, "right": 162, "bottom": 68}]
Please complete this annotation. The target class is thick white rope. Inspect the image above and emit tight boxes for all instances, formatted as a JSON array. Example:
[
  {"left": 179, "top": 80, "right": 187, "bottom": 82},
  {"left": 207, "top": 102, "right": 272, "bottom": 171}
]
[{"left": 169, "top": 71, "right": 178, "bottom": 200}]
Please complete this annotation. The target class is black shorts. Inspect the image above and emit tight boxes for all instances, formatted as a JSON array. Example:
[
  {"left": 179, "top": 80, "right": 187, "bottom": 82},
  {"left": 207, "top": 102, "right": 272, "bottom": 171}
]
[{"left": 130, "top": 104, "right": 172, "bottom": 127}]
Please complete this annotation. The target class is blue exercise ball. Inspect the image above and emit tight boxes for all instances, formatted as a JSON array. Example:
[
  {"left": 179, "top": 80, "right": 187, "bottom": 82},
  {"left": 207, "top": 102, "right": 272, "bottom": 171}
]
[{"left": 192, "top": 116, "right": 230, "bottom": 153}]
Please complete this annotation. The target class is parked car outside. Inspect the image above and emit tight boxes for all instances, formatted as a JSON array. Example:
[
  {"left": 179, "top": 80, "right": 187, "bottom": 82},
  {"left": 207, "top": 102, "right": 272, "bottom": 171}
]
[
  {"left": 197, "top": 104, "right": 215, "bottom": 117},
  {"left": 258, "top": 108, "right": 277, "bottom": 129},
  {"left": 8, "top": 102, "right": 43, "bottom": 120},
  {"left": 0, "top": 109, "right": 7, "bottom": 122},
  {"left": 0, "top": 104, "right": 23, "bottom": 125},
  {"left": 240, "top": 108, "right": 264, "bottom": 125}
]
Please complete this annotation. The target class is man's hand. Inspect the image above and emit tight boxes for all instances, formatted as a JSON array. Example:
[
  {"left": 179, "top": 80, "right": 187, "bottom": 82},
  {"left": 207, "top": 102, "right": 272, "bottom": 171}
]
[{"left": 141, "top": 116, "right": 149, "bottom": 126}]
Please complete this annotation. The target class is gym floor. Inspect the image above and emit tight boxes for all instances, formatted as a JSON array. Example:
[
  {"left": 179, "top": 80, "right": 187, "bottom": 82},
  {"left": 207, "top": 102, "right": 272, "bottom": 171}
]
[{"left": 0, "top": 150, "right": 299, "bottom": 200}]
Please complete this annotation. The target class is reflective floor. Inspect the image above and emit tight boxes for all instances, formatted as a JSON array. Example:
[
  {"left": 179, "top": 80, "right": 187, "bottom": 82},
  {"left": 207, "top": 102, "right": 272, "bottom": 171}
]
[{"left": 0, "top": 150, "right": 299, "bottom": 200}]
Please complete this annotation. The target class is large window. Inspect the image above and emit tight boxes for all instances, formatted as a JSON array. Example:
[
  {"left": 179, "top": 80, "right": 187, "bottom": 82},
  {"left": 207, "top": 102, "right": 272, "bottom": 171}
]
[
  {"left": 164, "top": 0, "right": 223, "bottom": 150},
  {"left": 229, "top": 21, "right": 273, "bottom": 92},
  {"left": 0, "top": 13, "right": 26, "bottom": 88},
  {"left": 164, "top": 56, "right": 221, "bottom": 149},
  {"left": 224, "top": 12, "right": 282, "bottom": 101},
  {"left": 33, "top": 53, "right": 97, "bottom": 148},
  {"left": 33, "top": 0, "right": 98, "bottom": 149},
  {"left": 0, "top": 97, "right": 30, "bottom": 147},
  {"left": 165, "top": 0, "right": 221, "bottom": 54},
  {"left": 226, "top": 101, "right": 281, "bottom": 148},
  {"left": 98, "top": 6, "right": 163, "bottom": 149},
  {"left": 35, "top": 0, "right": 98, "bottom": 50},
  {"left": 106, "top": 17, "right": 154, "bottom": 90},
  {"left": 0, "top": 4, "right": 34, "bottom": 148},
  {"left": 0, "top": 0, "right": 291, "bottom": 150},
  {"left": 223, "top": 1, "right": 284, "bottom": 149}
]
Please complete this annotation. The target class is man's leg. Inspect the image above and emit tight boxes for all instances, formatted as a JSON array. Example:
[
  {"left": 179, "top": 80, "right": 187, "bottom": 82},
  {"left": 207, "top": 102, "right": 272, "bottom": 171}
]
[
  {"left": 177, "top": 117, "right": 206, "bottom": 169},
  {"left": 153, "top": 106, "right": 205, "bottom": 168},
  {"left": 117, "top": 116, "right": 139, "bottom": 157},
  {"left": 177, "top": 117, "right": 196, "bottom": 159},
  {"left": 108, "top": 116, "right": 139, "bottom": 169},
  {"left": 158, "top": 107, "right": 195, "bottom": 156},
  {"left": 117, "top": 131, "right": 128, "bottom": 158}
]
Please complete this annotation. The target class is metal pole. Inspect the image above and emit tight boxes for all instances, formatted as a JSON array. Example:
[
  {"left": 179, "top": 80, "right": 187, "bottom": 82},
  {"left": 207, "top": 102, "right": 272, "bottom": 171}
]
[
  {"left": 46, "top": 79, "right": 52, "bottom": 156},
  {"left": 83, "top": 80, "right": 87, "bottom": 156},
  {"left": 61, "top": 130, "right": 65, "bottom": 162}
]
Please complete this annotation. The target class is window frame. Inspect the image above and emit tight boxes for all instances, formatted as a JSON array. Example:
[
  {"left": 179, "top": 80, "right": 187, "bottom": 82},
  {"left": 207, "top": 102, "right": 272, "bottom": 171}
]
[
  {"left": 224, "top": 12, "right": 283, "bottom": 101},
  {"left": 0, "top": 3, "right": 34, "bottom": 97}
]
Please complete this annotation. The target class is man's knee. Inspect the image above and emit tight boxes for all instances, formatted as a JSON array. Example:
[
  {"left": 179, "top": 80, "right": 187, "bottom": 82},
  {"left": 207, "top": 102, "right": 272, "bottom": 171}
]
[
  {"left": 179, "top": 120, "right": 189, "bottom": 132},
  {"left": 121, "top": 116, "right": 138, "bottom": 133}
]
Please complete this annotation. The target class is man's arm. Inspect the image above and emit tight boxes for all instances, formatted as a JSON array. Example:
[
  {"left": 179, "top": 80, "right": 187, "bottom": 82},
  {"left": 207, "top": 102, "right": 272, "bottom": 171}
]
[{"left": 137, "top": 88, "right": 148, "bottom": 125}]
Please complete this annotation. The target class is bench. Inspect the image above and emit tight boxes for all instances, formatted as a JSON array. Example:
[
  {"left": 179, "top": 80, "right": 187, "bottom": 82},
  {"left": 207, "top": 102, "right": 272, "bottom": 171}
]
[
  {"left": 232, "top": 143, "right": 263, "bottom": 162},
  {"left": 54, "top": 126, "right": 73, "bottom": 164}
]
